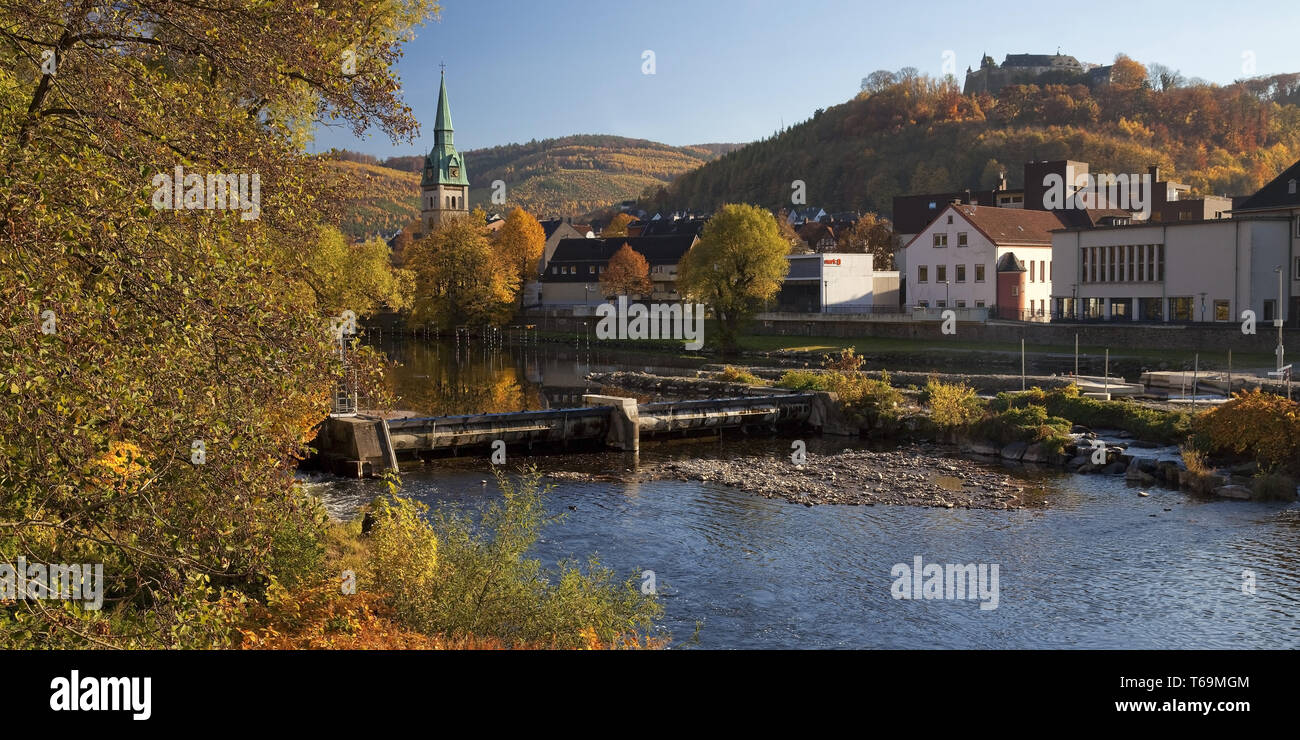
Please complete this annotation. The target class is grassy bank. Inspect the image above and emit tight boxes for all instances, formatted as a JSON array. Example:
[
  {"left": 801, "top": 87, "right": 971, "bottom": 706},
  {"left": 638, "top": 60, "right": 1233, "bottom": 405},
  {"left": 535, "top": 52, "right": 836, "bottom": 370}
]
[{"left": 526, "top": 320, "right": 1278, "bottom": 368}]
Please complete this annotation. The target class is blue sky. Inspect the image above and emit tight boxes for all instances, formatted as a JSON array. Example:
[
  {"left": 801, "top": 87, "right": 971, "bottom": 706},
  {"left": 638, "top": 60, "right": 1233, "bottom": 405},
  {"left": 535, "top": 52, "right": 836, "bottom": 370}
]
[{"left": 310, "top": 0, "right": 1300, "bottom": 158}]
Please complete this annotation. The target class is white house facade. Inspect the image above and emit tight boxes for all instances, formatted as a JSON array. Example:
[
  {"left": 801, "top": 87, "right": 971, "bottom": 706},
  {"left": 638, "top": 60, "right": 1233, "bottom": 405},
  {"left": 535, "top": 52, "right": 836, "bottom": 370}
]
[{"left": 904, "top": 204, "right": 1063, "bottom": 319}]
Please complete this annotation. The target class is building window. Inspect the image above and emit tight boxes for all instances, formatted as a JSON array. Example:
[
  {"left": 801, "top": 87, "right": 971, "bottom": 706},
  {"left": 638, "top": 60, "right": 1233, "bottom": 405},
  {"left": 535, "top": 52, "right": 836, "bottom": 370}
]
[
  {"left": 1011, "top": 285, "right": 1019, "bottom": 297},
  {"left": 588, "top": 266, "right": 596, "bottom": 274},
  {"left": 936, "top": 265, "right": 947, "bottom": 282},
  {"left": 1030, "top": 261, "right": 1035, "bottom": 282},
  {"left": 1169, "top": 296, "right": 1194, "bottom": 322},
  {"left": 947, "top": 215, "right": 953, "bottom": 224},
  {"left": 1110, "top": 300, "right": 1129, "bottom": 320},
  {"left": 1157, "top": 244, "right": 1165, "bottom": 281},
  {"left": 933, "top": 233, "right": 948, "bottom": 247},
  {"left": 1214, "top": 300, "right": 1230, "bottom": 321},
  {"left": 1264, "top": 299, "right": 1277, "bottom": 322},
  {"left": 917, "top": 265, "right": 928, "bottom": 283},
  {"left": 975, "top": 264, "right": 986, "bottom": 282},
  {"left": 975, "top": 300, "right": 986, "bottom": 308},
  {"left": 957, "top": 232, "right": 968, "bottom": 247},
  {"left": 1140, "top": 297, "right": 1162, "bottom": 321},
  {"left": 918, "top": 300, "right": 929, "bottom": 308},
  {"left": 956, "top": 264, "right": 966, "bottom": 283},
  {"left": 956, "top": 300, "right": 967, "bottom": 308},
  {"left": 936, "top": 299, "right": 946, "bottom": 308},
  {"left": 1040, "top": 260, "right": 1045, "bottom": 283},
  {"left": 1295, "top": 257, "right": 1300, "bottom": 280}
]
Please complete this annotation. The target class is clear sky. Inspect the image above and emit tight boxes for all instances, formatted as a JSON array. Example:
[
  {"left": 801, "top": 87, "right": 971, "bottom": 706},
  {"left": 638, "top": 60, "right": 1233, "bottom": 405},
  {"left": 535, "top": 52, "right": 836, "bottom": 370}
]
[{"left": 310, "top": 0, "right": 1300, "bottom": 158}]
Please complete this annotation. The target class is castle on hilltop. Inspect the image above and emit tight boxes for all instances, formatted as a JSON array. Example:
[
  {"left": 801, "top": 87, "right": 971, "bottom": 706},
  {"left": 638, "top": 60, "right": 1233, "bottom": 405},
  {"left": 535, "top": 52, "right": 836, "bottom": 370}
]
[{"left": 963, "top": 52, "right": 1114, "bottom": 95}]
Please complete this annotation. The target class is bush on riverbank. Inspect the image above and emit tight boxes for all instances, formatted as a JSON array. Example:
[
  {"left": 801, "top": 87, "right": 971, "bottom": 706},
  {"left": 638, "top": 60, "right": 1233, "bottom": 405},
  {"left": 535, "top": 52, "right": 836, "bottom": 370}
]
[
  {"left": 971, "top": 404, "right": 1073, "bottom": 454},
  {"left": 924, "top": 379, "right": 985, "bottom": 429},
  {"left": 713, "top": 366, "right": 766, "bottom": 385},
  {"left": 990, "top": 385, "right": 1192, "bottom": 445},
  {"left": 238, "top": 468, "right": 666, "bottom": 649},
  {"left": 1195, "top": 390, "right": 1300, "bottom": 474},
  {"left": 776, "top": 369, "right": 903, "bottom": 423}
]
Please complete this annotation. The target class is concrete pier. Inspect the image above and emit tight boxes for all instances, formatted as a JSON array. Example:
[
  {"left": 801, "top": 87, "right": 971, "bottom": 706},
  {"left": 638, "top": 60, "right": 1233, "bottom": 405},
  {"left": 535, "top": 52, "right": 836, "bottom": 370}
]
[{"left": 311, "top": 392, "right": 831, "bottom": 477}]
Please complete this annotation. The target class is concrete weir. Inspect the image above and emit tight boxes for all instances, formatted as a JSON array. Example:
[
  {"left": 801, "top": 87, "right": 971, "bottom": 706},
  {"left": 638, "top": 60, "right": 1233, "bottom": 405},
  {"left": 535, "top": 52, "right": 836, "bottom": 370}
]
[{"left": 311, "top": 392, "right": 840, "bottom": 478}]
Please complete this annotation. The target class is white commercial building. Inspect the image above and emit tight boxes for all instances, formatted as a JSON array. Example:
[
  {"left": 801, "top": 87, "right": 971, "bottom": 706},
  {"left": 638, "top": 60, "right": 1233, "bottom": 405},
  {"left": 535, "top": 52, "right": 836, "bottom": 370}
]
[
  {"left": 1050, "top": 218, "right": 1291, "bottom": 322},
  {"left": 773, "top": 254, "right": 900, "bottom": 313}
]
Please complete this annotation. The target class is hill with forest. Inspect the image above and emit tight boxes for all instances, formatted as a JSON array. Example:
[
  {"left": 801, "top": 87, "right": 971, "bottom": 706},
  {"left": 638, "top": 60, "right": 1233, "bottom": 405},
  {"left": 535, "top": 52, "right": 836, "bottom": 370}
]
[
  {"left": 326, "top": 158, "right": 421, "bottom": 239},
  {"left": 326, "top": 136, "right": 742, "bottom": 235},
  {"left": 461, "top": 135, "right": 740, "bottom": 216},
  {"left": 649, "top": 60, "right": 1300, "bottom": 216}
]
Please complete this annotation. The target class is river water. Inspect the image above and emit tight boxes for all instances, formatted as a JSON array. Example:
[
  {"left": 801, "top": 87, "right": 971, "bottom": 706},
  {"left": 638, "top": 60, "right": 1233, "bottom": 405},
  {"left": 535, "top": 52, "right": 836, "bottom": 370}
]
[{"left": 307, "top": 338, "right": 1300, "bottom": 648}]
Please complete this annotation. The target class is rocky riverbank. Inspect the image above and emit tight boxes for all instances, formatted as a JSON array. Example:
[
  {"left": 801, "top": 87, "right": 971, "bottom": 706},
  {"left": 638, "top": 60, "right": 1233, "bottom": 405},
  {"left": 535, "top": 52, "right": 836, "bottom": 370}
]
[{"left": 550, "top": 445, "right": 1037, "bottom": 509}]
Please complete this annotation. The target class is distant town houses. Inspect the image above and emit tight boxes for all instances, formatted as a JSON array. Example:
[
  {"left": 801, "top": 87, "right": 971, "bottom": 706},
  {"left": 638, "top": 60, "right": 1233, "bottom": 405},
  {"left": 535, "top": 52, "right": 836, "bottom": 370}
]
[
  {"left": 539, "top": 234, "right": 698, "bottom": 307},
  {"left": 523, "top": 121, "right": 1295, "bottom": 328}
]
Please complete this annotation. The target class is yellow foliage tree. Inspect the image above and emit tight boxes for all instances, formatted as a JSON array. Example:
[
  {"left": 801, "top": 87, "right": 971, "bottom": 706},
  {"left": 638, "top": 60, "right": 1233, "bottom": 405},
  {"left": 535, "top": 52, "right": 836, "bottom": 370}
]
[
  {"left": 405, "top": 212, "right": 520, "bottom": 328},
  {"left": 601, "top": 212, "right": 635, "bottom": 237},
  {"left": 677, "top": 203, "right": 791, "bottom": 352},
  {"left": 491, "top": 207, "right": 547, "bottom": 285}
]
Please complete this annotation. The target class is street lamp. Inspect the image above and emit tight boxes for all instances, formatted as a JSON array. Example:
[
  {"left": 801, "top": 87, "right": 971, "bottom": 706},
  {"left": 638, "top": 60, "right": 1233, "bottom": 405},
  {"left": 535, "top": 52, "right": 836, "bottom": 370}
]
[{"left": 1276, "top": 266, "right": 1285, "bottom": 372}]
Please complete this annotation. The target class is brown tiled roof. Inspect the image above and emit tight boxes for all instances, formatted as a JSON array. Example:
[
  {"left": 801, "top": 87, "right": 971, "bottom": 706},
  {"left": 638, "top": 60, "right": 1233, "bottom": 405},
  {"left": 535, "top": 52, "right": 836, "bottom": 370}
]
[
  {"left": 796, "top": 222, "right": 835, "bottom": 246},
  {"left": 955, "top": 205, "right": 1067, "bottom": 245}
]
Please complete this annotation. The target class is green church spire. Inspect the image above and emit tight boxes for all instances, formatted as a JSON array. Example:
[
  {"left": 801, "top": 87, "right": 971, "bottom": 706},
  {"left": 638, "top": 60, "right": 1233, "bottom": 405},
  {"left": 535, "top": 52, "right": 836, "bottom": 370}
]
[
  {"left": 434, "top": 69, "right": 454, "bottom": 146},
  {"left": 422, "top": 69, "right": 468, "bottom": 188}
]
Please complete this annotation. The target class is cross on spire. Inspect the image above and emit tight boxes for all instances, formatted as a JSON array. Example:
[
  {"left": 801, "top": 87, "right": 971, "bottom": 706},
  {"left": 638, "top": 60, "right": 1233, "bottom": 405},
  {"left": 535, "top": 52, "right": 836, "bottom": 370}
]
[{"left": 440, "top": 60, "right": 446, "bottom": 75}]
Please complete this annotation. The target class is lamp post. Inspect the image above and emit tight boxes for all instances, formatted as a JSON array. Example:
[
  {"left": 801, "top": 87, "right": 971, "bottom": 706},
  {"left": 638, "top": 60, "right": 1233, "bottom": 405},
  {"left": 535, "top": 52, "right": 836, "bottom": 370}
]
[{"left": 1276, "top": 266, "right": 1285, "bottom": 373}]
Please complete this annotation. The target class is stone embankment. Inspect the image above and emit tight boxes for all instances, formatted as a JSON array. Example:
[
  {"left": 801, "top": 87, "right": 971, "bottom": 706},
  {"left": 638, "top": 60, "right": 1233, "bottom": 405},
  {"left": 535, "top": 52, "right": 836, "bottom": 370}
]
[
  {"left": 586, "top": 370, "right": 1296, "bottom": 503},
  {"left": 549, "top": 444, "right": 1033, "bottom": 509}
]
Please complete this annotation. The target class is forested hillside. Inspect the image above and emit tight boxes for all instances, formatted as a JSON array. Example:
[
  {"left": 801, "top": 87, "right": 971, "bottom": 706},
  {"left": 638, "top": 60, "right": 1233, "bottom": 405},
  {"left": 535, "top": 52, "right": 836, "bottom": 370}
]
[{"left": 654, "top": 62, "right": 1300, "bottom": 214}]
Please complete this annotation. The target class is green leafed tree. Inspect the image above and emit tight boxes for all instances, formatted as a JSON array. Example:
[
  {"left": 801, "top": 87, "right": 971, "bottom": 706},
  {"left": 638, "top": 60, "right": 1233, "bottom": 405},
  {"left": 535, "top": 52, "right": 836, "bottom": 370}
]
[
  {"left": 0, "top": 0, "right": 438, "bottom": 647},
  {"left": 304, "top": 225, "right": 414, "bottom": 316},
  {"left": 406, "top": 212, "right": 520, "bottom": 328},
  {"left": 677, "top": 203, "right": 790, "bottom": 353}
]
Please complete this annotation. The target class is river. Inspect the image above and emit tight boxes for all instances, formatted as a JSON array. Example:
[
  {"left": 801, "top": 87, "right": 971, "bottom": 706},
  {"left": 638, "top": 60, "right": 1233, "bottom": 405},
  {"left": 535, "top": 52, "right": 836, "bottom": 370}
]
[{"left": 305, "top": 337, "right": 1300, "bottom": 648}]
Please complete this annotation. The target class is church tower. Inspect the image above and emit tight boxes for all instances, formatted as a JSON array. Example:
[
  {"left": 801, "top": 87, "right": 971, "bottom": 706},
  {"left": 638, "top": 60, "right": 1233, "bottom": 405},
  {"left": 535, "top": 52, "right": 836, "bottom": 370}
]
[{"left": 420, "top": 70, "right": 470, "bottom": 231}]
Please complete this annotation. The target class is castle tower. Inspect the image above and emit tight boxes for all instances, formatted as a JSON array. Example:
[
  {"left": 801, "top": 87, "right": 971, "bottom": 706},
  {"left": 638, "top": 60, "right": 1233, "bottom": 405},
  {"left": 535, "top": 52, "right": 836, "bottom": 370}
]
[{"left": 420, "top": 70, "right": 470, "bottom": 231}]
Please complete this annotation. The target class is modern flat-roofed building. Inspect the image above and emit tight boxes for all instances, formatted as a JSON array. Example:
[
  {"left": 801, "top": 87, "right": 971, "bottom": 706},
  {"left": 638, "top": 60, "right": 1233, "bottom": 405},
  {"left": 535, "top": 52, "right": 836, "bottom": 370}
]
[
  {"left": 773, "top": 254, "right": 899, "bottom": 313},
  {"left": 1049, "top": 218, "right": 1290, "bottom": 322}
]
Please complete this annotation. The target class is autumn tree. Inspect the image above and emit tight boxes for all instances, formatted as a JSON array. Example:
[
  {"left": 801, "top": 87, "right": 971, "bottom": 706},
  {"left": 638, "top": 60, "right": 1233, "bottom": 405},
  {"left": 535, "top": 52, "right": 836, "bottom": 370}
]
[
  {"left": 1111, "top": 54, "right": 1149, "bottom": 90},
  {"left": 775, "top": 210, "right": 809, "bottom": 253},
  {"left": 600, "top": 243, "right": 653, "bottom": 298},
  {"left": 492, "top": 207, "right": 547, "bottom": 284},
  {"left": 601, "top": 212, "right": 636, "bottom": 237},
  {"left": 305, "top": 226, "right": 414, "bottom": 316},
  {"left": 677, "top": 204, "right": 791, "bottom": 353},
  {"left": 837, "top": 213, "right": 895, "bottom": 268},
  {"left": 406, "top": 212, "right": 520, "bottom": 328},
  {"left": 0, "top": 0, "right": 437, "bottom": 647}
]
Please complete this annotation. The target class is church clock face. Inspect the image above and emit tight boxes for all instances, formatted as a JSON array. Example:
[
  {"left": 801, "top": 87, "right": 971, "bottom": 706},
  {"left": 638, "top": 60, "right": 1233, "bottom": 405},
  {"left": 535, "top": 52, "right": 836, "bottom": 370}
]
[{"left": 449, "top": 166, "right": 459, "bottom": 178}]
